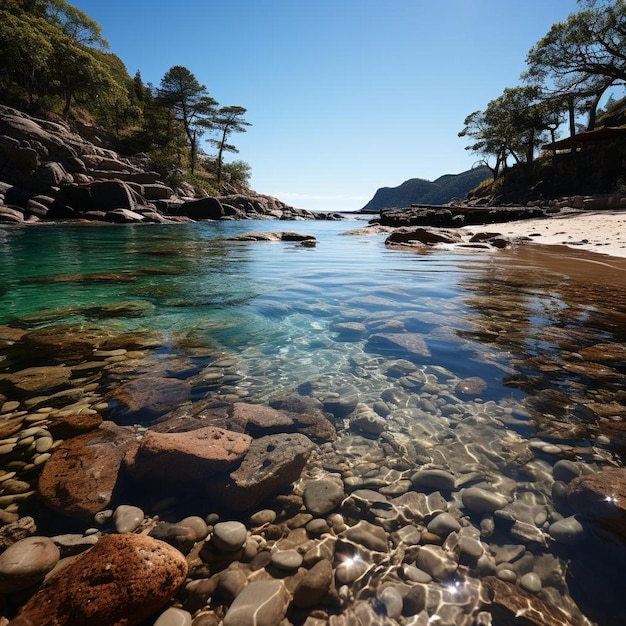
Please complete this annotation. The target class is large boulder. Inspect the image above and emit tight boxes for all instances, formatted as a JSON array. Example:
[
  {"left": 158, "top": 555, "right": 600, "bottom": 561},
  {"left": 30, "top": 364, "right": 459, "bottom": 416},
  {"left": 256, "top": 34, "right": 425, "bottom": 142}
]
[
  {"left": 125, "top": 426, "right": 252, "bottom": 486},
  {"left": 180, "top": 196, "right": 225, "bottom": 219},
  {"left": 38, "top": 424, "right": 137, "bottom": 520},
  {"left": 91, "top": 180, "right": 137, "bottom": 212},
  {"left": 9, "top": 534, "right": 188, "bottom": 626},
  {"left": 226, "top": 433, "right": 316, "bottom": 510}
]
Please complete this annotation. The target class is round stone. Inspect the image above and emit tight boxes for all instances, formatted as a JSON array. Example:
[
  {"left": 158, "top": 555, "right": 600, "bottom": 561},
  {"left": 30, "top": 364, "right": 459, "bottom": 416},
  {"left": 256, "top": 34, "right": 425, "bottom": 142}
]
[
  {"left": 223, "top": 579, "right": 290, "bottom": 626},
  {"left": 218, "top": 568, "right": 248, "bottom": 600},
  {"left": 248, "top": 509, "right": 277, "bottom": 526},
  {"left": 154, "top": 607, "right": 192, "bottom": 626},
  {"left": 306, "top": 518, "right": 330, "bottom": 536},
  {"left": 378, "top": 586, "right": 403, "bottom": 619},
  {"left": 427, "top": 512, "right": 461, "bottom": 537},
  {"left": 411, "top": 469, "right": 456, "bottom": 492},
  {"left": 0, "top": 536, "right": 60, "bottom": 592},
  {"left": 149, "top": 523, "right": 197, "bottom": 555},
  {"left": 454, "top": 377, "right": 487, "bottom": 397},
  {"left": 458, "top": 535, "right": 484, "bottom": 559},
  {"left": 461, "top": 487, "right": 508, "bottom": 513},
  {"left": 212, "top": 521, "right": 247, "bottom": 552},
  {"left": 270, "top": 549, "right": 303, "bottom": 571},
  {"left": 552, "top": 460, "right": 582, "bottom": 484},
  {"left": 520, "top": 572, "right": 542, "bottom": 594},
  {"left": 113, "top": 504, "right": 145, "bottom": 534},
  {"left": 303, "top": 479, "right": 345, "bottom": 516},
  {"left": 548, "top": 515, "right": 586, "bottom": 545},
  {"left": 335, "top": 556, "right": 368, "bottom": 584},
  {"left": 400, "top": 565, "right": 432, "bottom": 584},
  {"left": 179, "top": 516, "right": 209, "bottom": 541},
  {"left": 497, "top": 569, "right": 517, "bottom": 583}
]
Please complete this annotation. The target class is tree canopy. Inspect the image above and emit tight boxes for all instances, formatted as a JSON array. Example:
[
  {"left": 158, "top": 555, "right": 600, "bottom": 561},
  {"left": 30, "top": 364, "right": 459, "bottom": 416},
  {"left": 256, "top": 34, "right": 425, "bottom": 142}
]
[
  {"left": 0, "top": 1, "right": 253, "bottom": 192},
  {"left": 460, "top": 0, "right": 626, "bottom": 178},
  {"left": 207, "top": 106, "right": 251, "bottom": 186}
]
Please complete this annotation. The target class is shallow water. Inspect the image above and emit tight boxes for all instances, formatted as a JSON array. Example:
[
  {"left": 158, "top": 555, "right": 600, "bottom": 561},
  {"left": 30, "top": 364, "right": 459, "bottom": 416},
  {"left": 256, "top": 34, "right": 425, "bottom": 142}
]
[{"left": 1, "top": 220, "right": 626, "bottom": 624}]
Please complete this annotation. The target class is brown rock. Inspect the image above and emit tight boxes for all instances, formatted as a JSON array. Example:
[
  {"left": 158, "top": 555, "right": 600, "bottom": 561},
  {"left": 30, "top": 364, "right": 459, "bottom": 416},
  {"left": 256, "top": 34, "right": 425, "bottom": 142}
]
[
  {"left": 293, "top": 558, "right": 334, "bottom": 608},
  {"left": 38, "top": 424, "right": 136, "bottom": 520},
  {"left": 227, "top": 433, "right": 316, "bottom": 511},
  {"left": 47, "top": 412, "right": 103, "bottom": 438},
  {"left": 125, "top": 426, "right": 252, "bottom": 485},
  {"left": 454, "top": 376, "right": 488, "bottom": 397},
  {"left": 0, "top": 517, "right": 37, "bottom": 551},
  {"left": 90, "top": 180, "right": 136, "bottom": 212},
  {"left": 482, "top": 576, "right": 585, "bottom": 626},
  {"left": 385, "top": 227, "right": 461, "bottom": 246},
  {"left": 567, "top": 468, "right": 626, "bottom": 538},
  {"left": 269, "top": 395, "right": 337, "bottom": 443},
  {"left": 9, "top": 534, "right": 187, "bottom": 626},
  {"left": 13, "top": 325, "right": 108, "bottom": 364},
  {"left": 105, "top": 376, "right": 191, "bottom": 424},
  {"left": 228, "top": 403, "right": 294, "bottom": 435},
  {"left": 1, "top": 365, "right": 72, "bottom": 395}
]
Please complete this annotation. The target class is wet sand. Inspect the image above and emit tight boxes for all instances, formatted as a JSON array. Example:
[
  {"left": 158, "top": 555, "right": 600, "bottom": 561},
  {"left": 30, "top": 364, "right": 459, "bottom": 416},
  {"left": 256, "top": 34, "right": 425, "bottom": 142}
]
[{"left": 464, "top": 209, "right": 626, "bottom": 259}]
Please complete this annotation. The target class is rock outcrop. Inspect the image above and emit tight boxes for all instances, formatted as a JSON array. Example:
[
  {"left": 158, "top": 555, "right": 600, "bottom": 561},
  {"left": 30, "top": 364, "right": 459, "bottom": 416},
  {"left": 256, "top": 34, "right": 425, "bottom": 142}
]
[{"left": 0, "top": 105, "right": 342, "bottom": 224}]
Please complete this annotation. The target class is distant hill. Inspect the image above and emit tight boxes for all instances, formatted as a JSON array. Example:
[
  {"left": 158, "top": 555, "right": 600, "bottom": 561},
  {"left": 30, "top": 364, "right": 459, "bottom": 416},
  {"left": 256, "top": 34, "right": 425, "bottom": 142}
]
[{"left": 360, "top": 167, "right": 492, "bottom": 212}]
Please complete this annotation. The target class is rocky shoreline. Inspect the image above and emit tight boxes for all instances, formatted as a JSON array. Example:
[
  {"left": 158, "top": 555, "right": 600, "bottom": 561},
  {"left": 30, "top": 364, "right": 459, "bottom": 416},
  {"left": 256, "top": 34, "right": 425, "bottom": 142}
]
[{"left": 0, "top": 105, "right": 343, "bottom": 225}]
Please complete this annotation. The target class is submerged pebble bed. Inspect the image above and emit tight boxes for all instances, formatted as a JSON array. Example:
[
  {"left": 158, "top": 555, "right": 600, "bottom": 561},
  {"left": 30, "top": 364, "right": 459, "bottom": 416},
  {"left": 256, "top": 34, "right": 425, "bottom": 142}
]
[{"left": 0, "top": 221, "right": 625, "bottom": 625}]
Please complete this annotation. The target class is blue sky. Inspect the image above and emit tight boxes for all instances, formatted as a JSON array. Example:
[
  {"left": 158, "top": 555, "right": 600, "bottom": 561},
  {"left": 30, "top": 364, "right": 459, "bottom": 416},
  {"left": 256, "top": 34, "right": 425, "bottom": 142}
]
[{"left": 71, "top": 1, "right": 582, "bottom": 211}]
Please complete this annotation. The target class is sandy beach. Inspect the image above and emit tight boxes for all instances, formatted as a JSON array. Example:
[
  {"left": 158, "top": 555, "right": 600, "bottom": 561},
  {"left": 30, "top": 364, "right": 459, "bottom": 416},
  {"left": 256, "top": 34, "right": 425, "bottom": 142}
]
[{"left": 464, "top": 208, "right": 626, "bottom": 259}]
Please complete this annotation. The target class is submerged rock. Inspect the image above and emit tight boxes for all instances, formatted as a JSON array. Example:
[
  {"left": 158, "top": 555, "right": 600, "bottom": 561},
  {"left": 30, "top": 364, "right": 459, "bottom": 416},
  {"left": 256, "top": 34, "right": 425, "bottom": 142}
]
[
  {"left": 38, "top": 424, "right": 137, "bottom": 520},
  {"left": 9, "top": 534, "right": 188, "bottom": 626},
  {"left": 567, "top": 468, "right": 626, "bottom": 539},
  {"left": 0, "top": 536, "right": 59, "bottom": 593},
  {"left": 227, "top": 433, "right": 316, "bottom": 510}
]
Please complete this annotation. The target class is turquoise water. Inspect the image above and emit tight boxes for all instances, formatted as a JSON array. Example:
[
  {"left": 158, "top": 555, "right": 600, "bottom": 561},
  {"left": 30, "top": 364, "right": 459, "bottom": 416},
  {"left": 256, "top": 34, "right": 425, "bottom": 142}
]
[{"left": 0, "top": 221, "right": 523, "bottom": 402}]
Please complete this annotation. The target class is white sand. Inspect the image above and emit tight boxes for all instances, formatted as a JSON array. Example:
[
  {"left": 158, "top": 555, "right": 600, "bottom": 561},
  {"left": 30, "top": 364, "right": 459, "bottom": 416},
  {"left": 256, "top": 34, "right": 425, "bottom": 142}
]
[{"left": 463, "top": 209, "right": 626, "bottom": 259}]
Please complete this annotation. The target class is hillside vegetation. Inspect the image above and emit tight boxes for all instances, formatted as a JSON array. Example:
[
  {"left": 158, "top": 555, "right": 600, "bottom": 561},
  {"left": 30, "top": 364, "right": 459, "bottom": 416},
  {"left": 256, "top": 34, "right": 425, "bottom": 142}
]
[{"left": 0, "top": 0, "right": 251, "bottom": 195}]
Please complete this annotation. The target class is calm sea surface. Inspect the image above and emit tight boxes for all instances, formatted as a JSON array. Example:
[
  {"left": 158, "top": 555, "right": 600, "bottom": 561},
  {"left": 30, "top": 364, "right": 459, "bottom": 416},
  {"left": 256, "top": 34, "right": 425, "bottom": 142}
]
[{"left": 1, "top": 219, "right": 626, "bottom": 623}]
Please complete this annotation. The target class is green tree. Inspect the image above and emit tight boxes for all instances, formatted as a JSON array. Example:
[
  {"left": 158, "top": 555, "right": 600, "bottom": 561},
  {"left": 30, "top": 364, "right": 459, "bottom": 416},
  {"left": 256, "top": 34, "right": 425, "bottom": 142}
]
[
  {"left": 0, "top": 10, "right": 53, "bottom": 107},
  {"left": 47, "top": 32, "right": 122, "bottom": 117},
  {"left": 524, "top": 0, "right": 626, "bottom": 130},
  {"left": 222, "top": 159, "right": 252, "bottom": 188},
  {"left": 206, "top": 105, "right": 251, "bottom": 187},
  {"left": 157, "top": 66, "right": 217, "bottom": 174},
  {"left": 44, "top": 0, "right": 108, "bottom": 49},
  {"left": 459, "top": 86, "right": 552, "bottom": 178}
]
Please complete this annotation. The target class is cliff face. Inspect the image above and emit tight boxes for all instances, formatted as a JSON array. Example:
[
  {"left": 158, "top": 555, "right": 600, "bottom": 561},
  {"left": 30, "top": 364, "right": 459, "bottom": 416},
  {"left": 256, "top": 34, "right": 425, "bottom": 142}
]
[
  {"left": 360, "top": 167, "right": 492, "bottom": 212},
  {"left": 0, "top": 106, "right": 342, "bottom": 224}
]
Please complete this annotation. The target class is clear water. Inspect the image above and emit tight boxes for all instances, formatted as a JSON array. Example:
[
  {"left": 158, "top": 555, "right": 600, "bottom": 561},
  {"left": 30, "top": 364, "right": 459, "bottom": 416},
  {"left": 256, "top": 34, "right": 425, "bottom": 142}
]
[
  {"left": 0, "top": 221, "right": 522, "bottom": 395},
  {"left": 1, "top": 220, "right": 626, "bottom": 624}
]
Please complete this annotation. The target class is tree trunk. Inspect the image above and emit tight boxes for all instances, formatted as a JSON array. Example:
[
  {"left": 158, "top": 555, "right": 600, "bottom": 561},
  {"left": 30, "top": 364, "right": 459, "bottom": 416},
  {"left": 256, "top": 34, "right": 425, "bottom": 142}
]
[
  {"left": 216, "top": 128, "right": 227, "bottom": 187},
  {"left": 586, "top": 83, "right": 611, "bottom": 131},
  {"left": 568, "top": 98, "right": 576, "bottom": 153},
  {"left": 62, "top": 91, "right": 72, "bottom": 117}
]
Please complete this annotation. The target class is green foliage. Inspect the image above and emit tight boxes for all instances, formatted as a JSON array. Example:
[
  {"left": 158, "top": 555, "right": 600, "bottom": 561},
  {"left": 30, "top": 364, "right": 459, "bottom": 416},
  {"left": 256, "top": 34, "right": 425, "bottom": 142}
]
[
  {"left": 157, "top": 66, "right": 218, "bottom": 174},
  {"left": 222, "top": 160, "right": 252, "bottom": 187},
  {"left": 206, "top": 105, "right": 251, "bottom": 187},
  {"left": 461, "top": 0, "right": 626, "bottom": 195},
  {"left": 45, "top": 0, "right": 109, "bottom": 49},
  {"left": 0, "top": 2, "right": 252, "bottom": 193}
]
